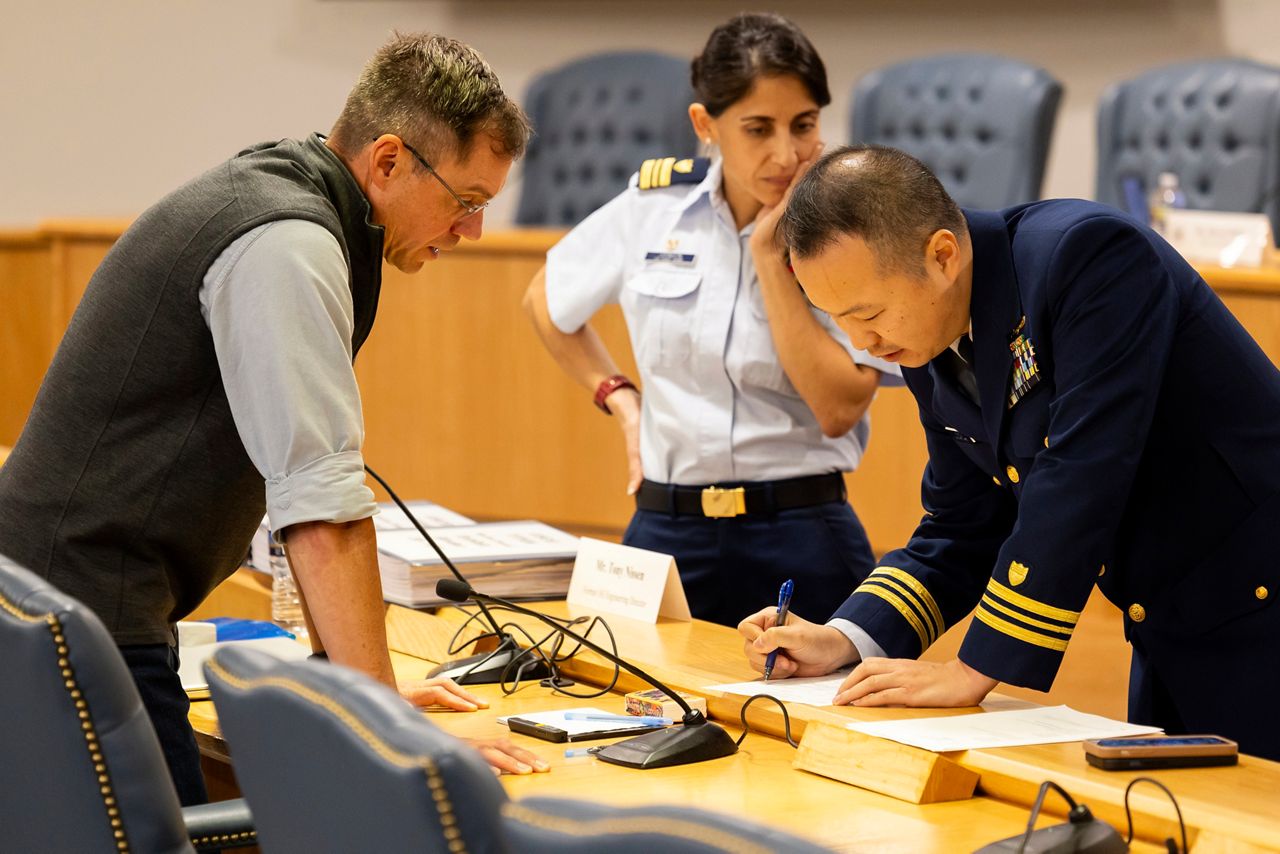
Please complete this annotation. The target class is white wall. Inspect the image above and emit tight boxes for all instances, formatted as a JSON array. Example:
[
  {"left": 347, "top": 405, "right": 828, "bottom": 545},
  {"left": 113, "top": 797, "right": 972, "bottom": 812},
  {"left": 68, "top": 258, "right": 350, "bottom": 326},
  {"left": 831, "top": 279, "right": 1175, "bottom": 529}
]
[{"left": 4, "top": 0, "right": 1278, "bottom": 228}]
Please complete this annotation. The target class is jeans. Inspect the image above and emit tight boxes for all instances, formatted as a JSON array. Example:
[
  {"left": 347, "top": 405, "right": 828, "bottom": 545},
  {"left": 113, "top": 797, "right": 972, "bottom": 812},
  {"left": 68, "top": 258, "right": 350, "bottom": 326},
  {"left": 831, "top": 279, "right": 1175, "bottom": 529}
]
[{"left": 119, "top": 642, "right": 209, "bottom": 806}]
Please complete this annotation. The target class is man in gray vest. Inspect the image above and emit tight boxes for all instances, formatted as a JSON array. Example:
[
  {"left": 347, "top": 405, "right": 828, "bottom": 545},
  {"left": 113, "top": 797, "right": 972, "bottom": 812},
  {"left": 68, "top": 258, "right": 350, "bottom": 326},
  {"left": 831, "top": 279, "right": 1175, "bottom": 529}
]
[{"left": 0, "top": 33, "right": 548, "bottom": 803}]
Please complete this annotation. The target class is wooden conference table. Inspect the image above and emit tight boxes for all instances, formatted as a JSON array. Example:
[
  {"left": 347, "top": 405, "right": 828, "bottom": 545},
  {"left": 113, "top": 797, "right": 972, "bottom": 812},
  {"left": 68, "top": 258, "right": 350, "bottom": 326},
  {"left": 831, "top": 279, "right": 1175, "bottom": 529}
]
[{"left": 187, "top": 575, "right": 1280, "bottom": 853}]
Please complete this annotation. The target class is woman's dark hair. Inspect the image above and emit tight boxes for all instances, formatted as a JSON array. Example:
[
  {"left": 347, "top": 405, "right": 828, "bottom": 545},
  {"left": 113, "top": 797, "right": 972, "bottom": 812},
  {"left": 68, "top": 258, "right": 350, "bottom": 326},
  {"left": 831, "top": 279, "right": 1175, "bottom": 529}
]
[{"left": 692, "top": 13, "right": 830, "bottom": 117}]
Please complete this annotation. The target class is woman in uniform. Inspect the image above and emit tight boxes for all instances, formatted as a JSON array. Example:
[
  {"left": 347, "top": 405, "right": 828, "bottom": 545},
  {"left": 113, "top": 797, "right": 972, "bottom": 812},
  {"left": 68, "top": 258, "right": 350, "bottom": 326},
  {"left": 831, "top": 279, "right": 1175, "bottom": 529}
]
[{"left": 523, "top": 12, "right": 900, "bottom": 627}]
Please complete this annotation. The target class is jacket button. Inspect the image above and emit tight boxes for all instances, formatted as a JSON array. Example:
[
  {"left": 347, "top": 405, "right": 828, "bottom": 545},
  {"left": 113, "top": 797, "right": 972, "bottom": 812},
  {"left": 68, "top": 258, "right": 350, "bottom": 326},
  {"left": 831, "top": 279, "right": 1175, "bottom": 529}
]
[
  {"left": 992, "top": 476, "right": 1001, "bottom": 486},
  {"left": 1044, "top": 436, "right": 1049, "bottom": 448},
  {"left": 1128, "top": 603, "right": 1146, "bottom": 622},
  {"left": 1099, "top": 564, "right": 1106, "bottom": 576},
  {"left": 1257, "top": 586, "right": 1270, "bottom": 601},
  {"left": 1006, "top": 465, "right": 1020, "bottom": 484}
]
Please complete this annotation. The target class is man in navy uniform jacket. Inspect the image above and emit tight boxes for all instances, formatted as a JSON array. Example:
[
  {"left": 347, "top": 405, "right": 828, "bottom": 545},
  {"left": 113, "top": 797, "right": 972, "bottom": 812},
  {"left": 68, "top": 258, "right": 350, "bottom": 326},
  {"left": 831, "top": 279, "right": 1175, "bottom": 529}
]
[{"left": 740, "top": 145, "right": 1280, "bottom": 761}]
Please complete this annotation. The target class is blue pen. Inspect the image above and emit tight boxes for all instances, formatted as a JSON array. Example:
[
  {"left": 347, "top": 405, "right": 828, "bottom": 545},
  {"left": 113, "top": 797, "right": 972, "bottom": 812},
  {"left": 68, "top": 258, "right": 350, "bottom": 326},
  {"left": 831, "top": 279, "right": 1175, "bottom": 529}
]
[
  {"left": 763, "top": 578, "right": 794, "bottom": 682},
  {"left": 562, "top": 712, "right": 672, "bottom": 726}
]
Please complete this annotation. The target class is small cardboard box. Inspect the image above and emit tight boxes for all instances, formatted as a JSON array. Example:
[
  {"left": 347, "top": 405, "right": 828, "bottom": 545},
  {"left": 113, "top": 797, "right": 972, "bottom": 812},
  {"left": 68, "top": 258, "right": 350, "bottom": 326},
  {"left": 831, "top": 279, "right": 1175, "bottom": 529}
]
[{"left": 624, "top": 687, "right": 707, "bottom": 719}]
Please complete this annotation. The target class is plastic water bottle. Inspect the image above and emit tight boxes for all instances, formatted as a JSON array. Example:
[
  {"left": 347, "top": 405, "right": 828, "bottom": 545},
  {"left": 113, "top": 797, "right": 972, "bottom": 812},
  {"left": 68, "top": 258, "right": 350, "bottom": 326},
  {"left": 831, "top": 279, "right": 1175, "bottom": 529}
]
[
  {"left": 269, "top": 533, "right": 307, "bottom": 638},
  {"left": 1148, "top": 172, "right": 1187, "bottom": 235}
]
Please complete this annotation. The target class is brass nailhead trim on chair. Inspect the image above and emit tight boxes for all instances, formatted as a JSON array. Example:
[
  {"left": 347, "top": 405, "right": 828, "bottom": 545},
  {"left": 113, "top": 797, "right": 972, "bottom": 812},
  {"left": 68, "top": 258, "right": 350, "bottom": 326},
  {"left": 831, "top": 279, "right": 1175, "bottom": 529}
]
[
  {"left": 192, "top": 830, "right": 258, "bottom": 847},
  {"left": 204, "top": 659, "right": 467, "bottom": 853},
  {"left": 0, "top": 589, "right": 129, "bottom": 852}
]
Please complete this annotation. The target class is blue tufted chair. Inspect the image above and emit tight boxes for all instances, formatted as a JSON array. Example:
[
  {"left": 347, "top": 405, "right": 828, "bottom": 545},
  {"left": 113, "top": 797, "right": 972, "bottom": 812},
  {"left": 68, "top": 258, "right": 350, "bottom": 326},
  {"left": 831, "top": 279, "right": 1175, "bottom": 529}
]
[
  {"left": 850, "top": 53, "right": 1063, "bottom": 208},
  {"left": 205, "top": 645, "right": 834, "bottom": 854},
  {"left": 1096, "top": 58, "right": 1280, "bottom": 233},
  {"left": 516, "top": 51, "right": 698, "bottom": 226},
  {"left": 0, "top": 555, "right": 255, "bottom": 853}
]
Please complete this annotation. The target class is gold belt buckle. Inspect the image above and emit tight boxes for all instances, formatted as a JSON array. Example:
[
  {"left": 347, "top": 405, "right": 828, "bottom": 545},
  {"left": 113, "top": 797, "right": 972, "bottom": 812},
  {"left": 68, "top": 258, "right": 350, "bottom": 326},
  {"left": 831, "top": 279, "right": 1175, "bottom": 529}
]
[{"left": 701, "top": 486, "right": 746, "bottom": 518}]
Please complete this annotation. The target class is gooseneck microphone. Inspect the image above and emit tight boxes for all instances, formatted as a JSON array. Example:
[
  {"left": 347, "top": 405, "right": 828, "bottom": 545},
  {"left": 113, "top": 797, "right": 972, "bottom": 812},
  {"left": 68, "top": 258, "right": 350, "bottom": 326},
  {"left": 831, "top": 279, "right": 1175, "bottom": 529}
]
[
  {"left": 436, "top": 578, "right": 739, "bottom": 769},
  {"left": 364, "top": 465, "right": 548, "bottom": 685}
]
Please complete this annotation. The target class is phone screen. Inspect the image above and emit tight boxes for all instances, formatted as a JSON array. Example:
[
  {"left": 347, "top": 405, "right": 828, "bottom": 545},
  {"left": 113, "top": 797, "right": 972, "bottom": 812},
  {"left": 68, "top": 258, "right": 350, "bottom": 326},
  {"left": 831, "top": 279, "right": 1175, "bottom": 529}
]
[{"left": 1094, "top": 737, "right": 1227, "bottom": 748}]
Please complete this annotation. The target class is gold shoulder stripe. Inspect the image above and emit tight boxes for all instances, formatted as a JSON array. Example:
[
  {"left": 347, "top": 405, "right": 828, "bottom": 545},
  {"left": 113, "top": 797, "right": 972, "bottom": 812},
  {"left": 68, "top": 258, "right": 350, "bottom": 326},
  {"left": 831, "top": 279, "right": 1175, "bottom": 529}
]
[
  {"left": 857, "top": 584, "right": 930, "bottom": 651},
  {"left": 639, "top": 158, "right": 657, "bottom": 190},
  {"left": 871, "top": 567, "right": 944, "bottom": 641},
  {"left": 657, "top": 156, "right": 677, "bottom": 187},
  {"left": 869, "top": 576, "right": 939, "bottom": 646},
  {"left": 981, "top": 594, "right": 1073, "bottom": 637},
  {"left": 987, "top": 578, "right": 1080, "bottom": 625},
  {"left": 974, "top": 608, "right": 1069, "bottom": 651}
]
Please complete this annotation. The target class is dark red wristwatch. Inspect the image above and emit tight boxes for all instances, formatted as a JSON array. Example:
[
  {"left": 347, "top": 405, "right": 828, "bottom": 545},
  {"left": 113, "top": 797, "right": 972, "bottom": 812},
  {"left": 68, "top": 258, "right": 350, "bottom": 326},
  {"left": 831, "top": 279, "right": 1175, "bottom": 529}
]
[{"left": 593, "top": 374, "right": 638, "bottom": 414}]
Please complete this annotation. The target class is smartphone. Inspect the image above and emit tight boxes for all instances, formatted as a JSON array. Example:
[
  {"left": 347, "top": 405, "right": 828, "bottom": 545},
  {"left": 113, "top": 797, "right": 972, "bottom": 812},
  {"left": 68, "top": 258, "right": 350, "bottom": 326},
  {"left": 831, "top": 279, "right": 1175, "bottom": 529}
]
[{"left": 1083, "top": 735, "right": 1238, "bottom": 770}]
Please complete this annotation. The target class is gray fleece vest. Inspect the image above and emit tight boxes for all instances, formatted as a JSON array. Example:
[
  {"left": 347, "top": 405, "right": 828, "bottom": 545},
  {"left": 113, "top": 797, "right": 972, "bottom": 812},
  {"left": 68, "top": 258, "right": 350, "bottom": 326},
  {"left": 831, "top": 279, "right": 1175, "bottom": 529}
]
[{"left": 0, "top": 134, "right": 384, "bottom": 644}]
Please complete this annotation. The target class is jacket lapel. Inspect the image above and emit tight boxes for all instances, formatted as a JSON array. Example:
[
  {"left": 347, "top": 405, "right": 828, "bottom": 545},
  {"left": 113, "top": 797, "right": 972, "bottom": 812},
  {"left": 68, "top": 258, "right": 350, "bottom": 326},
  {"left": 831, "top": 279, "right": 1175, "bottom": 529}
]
[{"left": 965, "top": 210, "right": 1024, "bottom": 452}]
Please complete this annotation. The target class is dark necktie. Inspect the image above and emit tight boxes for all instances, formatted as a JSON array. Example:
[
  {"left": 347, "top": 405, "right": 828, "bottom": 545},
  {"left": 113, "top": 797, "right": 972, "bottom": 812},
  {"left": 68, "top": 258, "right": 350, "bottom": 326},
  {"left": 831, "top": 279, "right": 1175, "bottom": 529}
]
[{"left": 945, "top": 335, "right": 980, "bottom": 404}]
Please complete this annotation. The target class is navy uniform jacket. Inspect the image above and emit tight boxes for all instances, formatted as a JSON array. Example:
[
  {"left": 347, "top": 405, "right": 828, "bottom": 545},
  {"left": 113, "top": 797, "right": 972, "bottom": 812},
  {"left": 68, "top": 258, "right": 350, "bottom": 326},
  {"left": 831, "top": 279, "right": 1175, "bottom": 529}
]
[{"left": 833, "top": 200, "right": 1280, "bottom": 695}]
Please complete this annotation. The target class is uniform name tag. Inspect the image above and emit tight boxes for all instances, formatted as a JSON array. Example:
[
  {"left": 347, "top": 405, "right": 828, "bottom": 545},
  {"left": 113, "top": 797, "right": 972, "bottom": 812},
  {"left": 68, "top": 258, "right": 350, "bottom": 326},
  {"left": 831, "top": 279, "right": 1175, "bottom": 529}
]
[
  {"left": 643, "top": 251, "right": 696, "bottom": 266},
  {"left": 1008, "top": 317, "right": 1041, "bottom": 408}
]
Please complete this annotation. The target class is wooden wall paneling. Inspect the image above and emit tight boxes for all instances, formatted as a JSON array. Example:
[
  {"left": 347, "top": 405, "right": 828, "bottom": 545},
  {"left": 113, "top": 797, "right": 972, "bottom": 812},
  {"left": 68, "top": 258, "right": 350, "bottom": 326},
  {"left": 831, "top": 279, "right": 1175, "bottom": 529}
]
[
  {"left": 356, "top": 234, "right": 640, "bottom": 534},
  {"left": 0, "top": 233, "right": 53, "bottom": 446}
]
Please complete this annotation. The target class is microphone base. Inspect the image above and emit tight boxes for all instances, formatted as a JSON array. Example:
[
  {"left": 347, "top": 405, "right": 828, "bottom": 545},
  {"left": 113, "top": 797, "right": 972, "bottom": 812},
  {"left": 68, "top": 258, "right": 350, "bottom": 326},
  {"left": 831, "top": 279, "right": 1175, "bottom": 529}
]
[
  {"left": 425, "top": 634, "right": 551, "bottom": 685},
  {"left": 593, "top": 720, "right": 738, "bottom": 769}
]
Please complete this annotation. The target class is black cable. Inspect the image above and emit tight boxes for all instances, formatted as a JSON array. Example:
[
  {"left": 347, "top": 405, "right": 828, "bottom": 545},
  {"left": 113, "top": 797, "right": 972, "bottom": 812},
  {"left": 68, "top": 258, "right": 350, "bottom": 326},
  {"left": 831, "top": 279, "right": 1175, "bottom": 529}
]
[
  {"left": 1123, "top": 776, "right": 1188, "bottom": 854},
  {"left": 440, "top": 602, "right": 623, "bottom": 700},
  {"left": 734, "top": 694, "right": 798, "bottom": 748},
  {"left": 1016, "top": 781, "right": 1091, "bottom": 854},
  {"left": 363, "top": 464, "right": 507, "bottom": 638},
  {"left": 536, "top": 615, "right": 621, "bottom": 699}
]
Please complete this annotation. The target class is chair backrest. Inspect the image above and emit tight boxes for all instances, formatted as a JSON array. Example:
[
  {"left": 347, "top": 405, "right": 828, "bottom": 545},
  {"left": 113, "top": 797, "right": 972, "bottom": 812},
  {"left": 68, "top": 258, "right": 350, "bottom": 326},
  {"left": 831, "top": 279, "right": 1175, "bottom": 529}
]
[
  {"left": 501, "top": 797, "right": 833, "bottom": 853},
  {"left": 516, "top": 51, "right": 697, "bottom": 226},
  {"left": 1096, "top": 58, "right": 1280, "bottom": 232},
  {"left": 204, "top": 645, "right": 509, "bottom": 854},
  {"left": 0, "top": 555, "right": 192, "bottom": 854},
  {"left": 850, "top": 53, "right": 1062, "bottom": 209}
]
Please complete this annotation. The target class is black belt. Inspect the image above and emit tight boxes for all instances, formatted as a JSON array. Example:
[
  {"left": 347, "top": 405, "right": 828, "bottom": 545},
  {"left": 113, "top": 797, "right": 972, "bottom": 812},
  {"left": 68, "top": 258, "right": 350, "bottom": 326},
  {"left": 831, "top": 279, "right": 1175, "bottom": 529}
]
[{"left": 635, "top": 473, "right": 846, "bottom": 518}]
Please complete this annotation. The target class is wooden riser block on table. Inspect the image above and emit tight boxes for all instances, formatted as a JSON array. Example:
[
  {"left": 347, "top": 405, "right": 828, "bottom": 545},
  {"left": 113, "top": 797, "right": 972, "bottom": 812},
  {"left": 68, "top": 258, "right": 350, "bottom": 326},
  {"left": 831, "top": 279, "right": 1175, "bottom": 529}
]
[{"left": 793, "top": 719, "right": 979, "bottom": 804}]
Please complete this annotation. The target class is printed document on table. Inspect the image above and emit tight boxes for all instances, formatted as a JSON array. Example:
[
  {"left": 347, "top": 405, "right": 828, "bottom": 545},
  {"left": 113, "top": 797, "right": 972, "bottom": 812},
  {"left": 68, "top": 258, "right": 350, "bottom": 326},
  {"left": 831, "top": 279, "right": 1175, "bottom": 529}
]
[
  {"left": 703, "top": 672, "right": 851, "bottom": 706},
  {"left": 847, "top": 705, "right": 1161, "bottom": 752}
]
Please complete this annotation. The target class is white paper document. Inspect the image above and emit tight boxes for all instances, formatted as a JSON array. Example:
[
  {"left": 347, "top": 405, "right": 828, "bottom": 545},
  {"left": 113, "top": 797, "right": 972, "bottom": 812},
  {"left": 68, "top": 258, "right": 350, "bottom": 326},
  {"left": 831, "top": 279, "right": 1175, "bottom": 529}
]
[
  {"left": 377, "top": 521, "right": 578, "bottom": 564},
  {"left": 703, "top": 672, "right": 852, "bottom": 706},
  {"left": 497, "top": 707, "right": 660, "bottom": 738},
  {"left": 846, "top": 705, "right": 1162, "bottom": 752}
]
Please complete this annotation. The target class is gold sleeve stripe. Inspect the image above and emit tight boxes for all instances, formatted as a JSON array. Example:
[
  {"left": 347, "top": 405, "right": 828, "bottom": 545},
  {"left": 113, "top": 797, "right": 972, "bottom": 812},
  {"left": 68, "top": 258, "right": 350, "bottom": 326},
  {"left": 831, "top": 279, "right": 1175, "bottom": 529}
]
[
  {"left": 974, "top": 607, "right": 1070, "bottom": 652},
  {"left": 981, "top": 594, "right": 1073, "bottom": 637},
  {"left": 871, "top": 576, "right": 939, "bottom": 645},
  {"left": 987, "top": 578, "right": 1080, "bottom": 625},
  {"left": 657, "top": 157, "right": 676, "bottom": 187},
  {"left": 857, "top": 584, "right": 930, "bottom": 651},
  {"left": 639, "top": 159, "right": 656, "bottom": 190},
  {"left": 871, "top": 567, "right": 944, "bottom": 640}
]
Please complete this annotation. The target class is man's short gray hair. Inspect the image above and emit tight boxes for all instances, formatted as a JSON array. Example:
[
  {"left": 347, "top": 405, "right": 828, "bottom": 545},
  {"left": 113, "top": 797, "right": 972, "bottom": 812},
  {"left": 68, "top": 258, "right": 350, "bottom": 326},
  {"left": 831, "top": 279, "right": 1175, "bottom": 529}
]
[
  {"left": 780, "top": 145, "right": 967, "bottom": 276},
  {"left": 329, "top": 31, "right": 531, "bottom": 162}
]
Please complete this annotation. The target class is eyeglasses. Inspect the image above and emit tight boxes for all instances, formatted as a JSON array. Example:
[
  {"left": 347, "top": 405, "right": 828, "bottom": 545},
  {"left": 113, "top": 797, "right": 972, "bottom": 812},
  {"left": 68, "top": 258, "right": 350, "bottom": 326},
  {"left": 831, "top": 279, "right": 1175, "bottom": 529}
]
[{"left": 398, "top": 139, "right": 488, "bottom": 218}]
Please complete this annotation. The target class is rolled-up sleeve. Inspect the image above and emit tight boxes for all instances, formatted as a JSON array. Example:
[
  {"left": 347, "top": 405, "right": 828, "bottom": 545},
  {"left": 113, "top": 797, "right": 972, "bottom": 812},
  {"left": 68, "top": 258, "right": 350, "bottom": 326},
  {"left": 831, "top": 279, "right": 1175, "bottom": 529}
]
[{"left": 201, "top": 219, "right": 377, "bottom": 532}]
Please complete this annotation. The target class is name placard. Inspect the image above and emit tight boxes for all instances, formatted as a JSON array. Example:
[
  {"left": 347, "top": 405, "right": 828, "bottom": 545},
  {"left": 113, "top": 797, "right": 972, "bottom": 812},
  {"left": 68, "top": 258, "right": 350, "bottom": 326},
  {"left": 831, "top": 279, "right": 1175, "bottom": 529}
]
[
  {"left": 1162, "top": 209, "right": 1274, "bottom": 268},
  {"left": 566, "top": 538, "right": 691, "bottom": 623}
]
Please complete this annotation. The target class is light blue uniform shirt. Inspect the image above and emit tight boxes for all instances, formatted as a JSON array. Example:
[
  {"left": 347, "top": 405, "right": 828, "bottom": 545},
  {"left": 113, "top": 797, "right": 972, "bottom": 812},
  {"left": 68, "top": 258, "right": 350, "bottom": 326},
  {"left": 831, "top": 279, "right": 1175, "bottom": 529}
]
[{"left": 545, "top": 158, "right": 901, "bottom": 486}]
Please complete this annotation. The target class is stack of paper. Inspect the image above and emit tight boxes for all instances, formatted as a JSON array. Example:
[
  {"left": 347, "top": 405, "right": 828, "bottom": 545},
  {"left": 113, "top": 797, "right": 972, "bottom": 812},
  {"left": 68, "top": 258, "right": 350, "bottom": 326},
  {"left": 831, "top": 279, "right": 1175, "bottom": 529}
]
[
  {"left": 376, "top": 521, "right": 580, "bottom": 607},
  {"left": 247, "top": 500, "right": 475, "bottom": 575},
  {"left": 845, "top": 705, "right": 1162, "bottom": 752}
]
